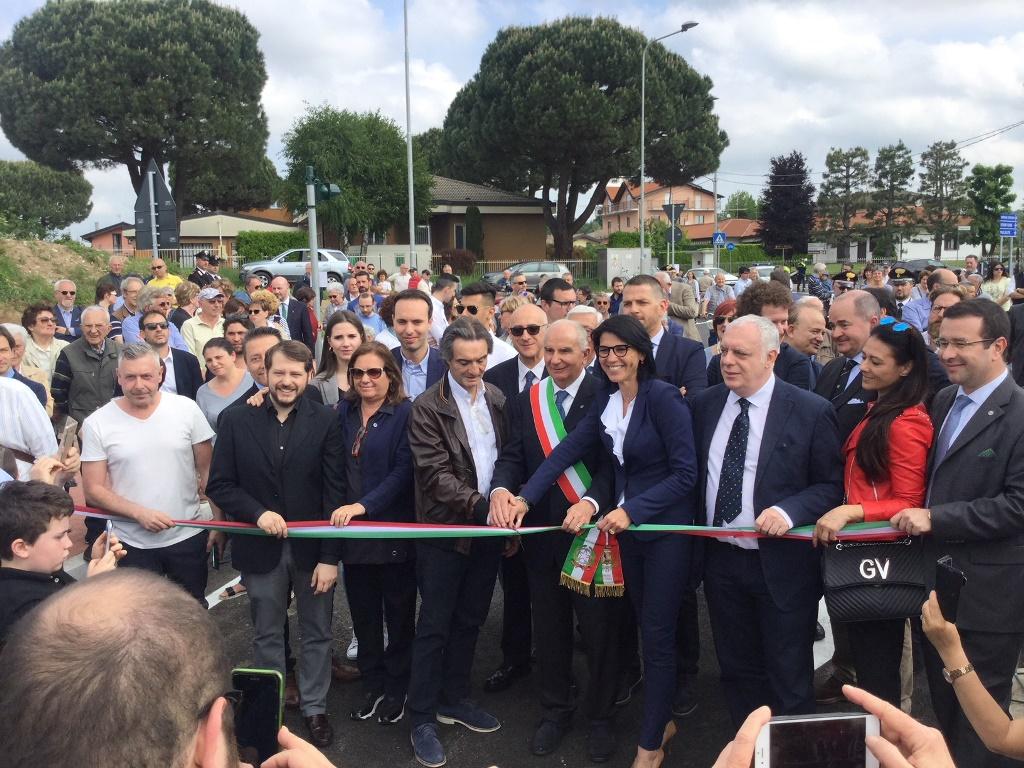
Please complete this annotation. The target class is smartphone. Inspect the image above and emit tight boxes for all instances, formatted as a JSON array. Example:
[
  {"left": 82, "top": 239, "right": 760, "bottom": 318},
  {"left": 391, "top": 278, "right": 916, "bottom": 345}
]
[
  {"left": 936, "top": 556, "right": 967, "bottom": 623},
  {"left": 58, "top": 418, "right": 78, "bottom": 462},
  {"left": 231, "top": 668, "right": 283, "bottom": 764},
  {"left": 755, "top": 713, "right": 880, "bottom": 768},
  {"left": 210, "top": 544, "right": 221, "bottom": 570},
  {"left": 103, "top": 519, "right": 113, "bottom": 556}
]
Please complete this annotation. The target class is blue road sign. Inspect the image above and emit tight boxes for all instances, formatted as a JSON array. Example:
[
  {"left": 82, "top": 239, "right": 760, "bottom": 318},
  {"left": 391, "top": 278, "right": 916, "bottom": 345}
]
[
  {"left": 726, "top": 242, "right": 736, "bottom": 251},
  {"left": 999, "top": 213, "right": 1018, "bottom": 238},
  {"left": 712, "top": 231, "right": 726, "bottom": 247}
]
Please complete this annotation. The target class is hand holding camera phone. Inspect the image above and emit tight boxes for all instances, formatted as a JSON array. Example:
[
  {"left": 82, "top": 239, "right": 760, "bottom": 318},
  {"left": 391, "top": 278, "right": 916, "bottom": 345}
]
[
  {"left": 231, "top": 668, "right": 283, "bottom": 764},
  {"left": 754, "top": 713, "right": 880, "bottom": 767},
  {"left": 935, "top": 555, "right": 966, "bottom": 623}
]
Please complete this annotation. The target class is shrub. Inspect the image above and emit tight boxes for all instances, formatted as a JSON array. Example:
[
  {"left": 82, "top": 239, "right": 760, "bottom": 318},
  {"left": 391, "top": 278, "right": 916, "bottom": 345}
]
[
  {"left": 432, "top": 248, "right": 477, "bottom": 275},
  {"left": 235, "top": 230, "right": 308, "bottom": 262},
  {"left": 607, "top": 231, "right": 641, "bottom": 248}
]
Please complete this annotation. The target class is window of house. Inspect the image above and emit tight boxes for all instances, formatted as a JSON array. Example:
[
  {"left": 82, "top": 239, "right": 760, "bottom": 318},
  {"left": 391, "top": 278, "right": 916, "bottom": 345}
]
[
  {"left": 695, "top": 193, "right": 702, "bottom": 208},
  {"left": 454, "top": 223, "right": 466, "bottom": 250},
  {"left": 696, "top": 215, "right": 705, "bottom": 224},
  {"left": 626, "top": 216, "right": 631, "bottom": 228},
  {"left": 112, "top": 233, "right": 122, "bottom": 252},
  {"left": 943, "top": 234, "right": 958, "bottom": 251}
]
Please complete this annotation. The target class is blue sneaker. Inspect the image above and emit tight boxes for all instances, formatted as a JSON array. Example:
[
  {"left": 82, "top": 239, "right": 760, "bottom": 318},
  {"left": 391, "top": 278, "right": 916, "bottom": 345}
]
[
  {"left": 411, "top": 723, "right": 446, "bottom": 767},
  {"left": 436, "top": 700, "right": 501, "bottom": 733}
]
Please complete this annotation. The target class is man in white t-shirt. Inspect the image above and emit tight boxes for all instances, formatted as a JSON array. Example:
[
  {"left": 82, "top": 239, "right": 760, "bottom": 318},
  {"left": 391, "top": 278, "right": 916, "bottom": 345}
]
[{"left": 81, "top": 343, "right": 217, "bottom": 603}]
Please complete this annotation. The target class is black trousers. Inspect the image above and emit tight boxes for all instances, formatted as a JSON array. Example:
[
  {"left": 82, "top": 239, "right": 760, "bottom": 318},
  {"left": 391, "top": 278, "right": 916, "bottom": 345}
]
[
  {"left": 344, "top": 560, "right": 417, "bottom": 697},
  {"left": 407, "top": 539, "right": 501, "bottom": 727},
  {"left": 498, "top": 549, "right": 532, "bottom": 667},
  {"left": 923, "top": 628, "right": 1024, "bottom": 768},
  {"left": 523, "top": 531, "right": 622, "bottom": 726},
  {"left": 676, "top": 587, "right": 701, "bottom": 679},
  {"left": 848, "top": 618, "right": 905, "bottom": 707},
  {"left": 704, "top": 541, "right": 817, "bottom": 728},
  {"left": 119, "top": 530, "right": 209, "bottom": 604}
]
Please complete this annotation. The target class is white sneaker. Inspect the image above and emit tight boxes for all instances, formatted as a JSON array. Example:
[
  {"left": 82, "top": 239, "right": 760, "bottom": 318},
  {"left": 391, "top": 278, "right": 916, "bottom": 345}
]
[{"left": 346, "top": 634, "right": 358, "bottom": 661}]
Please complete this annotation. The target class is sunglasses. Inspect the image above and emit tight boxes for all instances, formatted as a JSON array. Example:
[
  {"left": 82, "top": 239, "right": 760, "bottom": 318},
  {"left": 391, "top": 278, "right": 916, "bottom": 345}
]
[
  {"left": 513, "top": 281, "right": 527, "bottom": 287},
  {"left": 349, "top": 367, "right": 385, "bottom": 380},
  {"left": 36, "top": 317, "right": 56, "bottom": 324},
  {"left": 878, "top": 316, "right": 910, "bottom": 332},
  {"left": 597, "top": 344, "right": 631, "bottom": 359},
  {"left": 455, "top": 305, "right": 480, "bottom": 315},
  {"left": 248, "top": 307, "right": 264, "bottom": 315},
  {"left": 508, "top": 324, "right": 545, "bottom": 337},
  {"left": 714, "top": 315, "right": 735, "bottom": 326},
  {"left": 142, "top": 322, "right": 169, "bottom": 331},
  {"left": 59, "top": 290, "right": 76, "bottom": 296}
]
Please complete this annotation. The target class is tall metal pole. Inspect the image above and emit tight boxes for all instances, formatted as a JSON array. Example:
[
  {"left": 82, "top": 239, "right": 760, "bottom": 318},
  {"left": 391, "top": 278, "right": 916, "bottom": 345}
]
[
  {"left": 305, "top": 166, "right": 321, "bottom": 301},
  {"left": 712, "top": 171, "right": 719, "bottom": 266},
  {"left": 404, "top": 0, "right": 417, "bottom": 269},
  {"left": 147, "top": 171, "right": 159, "bottom": 260}
]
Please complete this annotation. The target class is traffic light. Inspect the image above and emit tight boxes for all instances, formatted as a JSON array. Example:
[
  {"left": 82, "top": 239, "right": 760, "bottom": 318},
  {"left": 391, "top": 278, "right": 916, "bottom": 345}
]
[{"left": 317, "top": 182, "right": 341, "bottom": 202}]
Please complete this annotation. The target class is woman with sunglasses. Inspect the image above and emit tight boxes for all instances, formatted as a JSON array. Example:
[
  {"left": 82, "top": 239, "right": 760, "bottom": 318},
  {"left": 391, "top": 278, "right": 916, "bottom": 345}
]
[
  {"left": 813, "top": 318, "right": 933, "bottom": 706},
  {"left": 246, "top": 289, "right": 291, "bottom": 340},
  {"left": 512, "top": 314, "right": 697, "bottom": 768},
  {"left": 312, "top": 311, "right": 367, "bottom": 406},
  {"left": 330, "top": 341, "right": 415, "bottom": 724},
  {"left": 981, "top": 262, "right": 1012, "bottom": 310},
  {"left": 706, "top": 299, "right": 737, "bottom": 362}
]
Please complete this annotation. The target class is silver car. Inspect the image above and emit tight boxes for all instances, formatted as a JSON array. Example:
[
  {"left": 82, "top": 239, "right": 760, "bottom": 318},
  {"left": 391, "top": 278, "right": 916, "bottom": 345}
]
[{"left": 239, "top": 249, "right": 351, "bottom": 288}]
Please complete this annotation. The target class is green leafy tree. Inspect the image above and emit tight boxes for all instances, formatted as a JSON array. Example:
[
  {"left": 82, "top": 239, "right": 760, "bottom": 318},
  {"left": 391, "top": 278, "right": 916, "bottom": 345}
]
[
  {"left": 0, "top": 0, "right": 269, "bottom": 221},
  {"left": 918, "top": 140, "right": 968, "bottom": 260},
  {"left": 465, "top": 205, "right": 484, "bottom": 259},
  {"left": 438, "top": 17, "right": 727, "bottom": 260},
  {"left": 758, "top": 151, "right": 816, "bottom": 257},
  {"left": 171, "top": 150, "right": 279, "bottom": 215},
  {"left": 816, "top": 147, "right": 870, "bottom": 261},
  {"left": 281, "top": 106, "right": 432, "bottom": 246},
  {"left": 413, "top": 128, "right": 446, "bottom": 176},
  {"left": 723, "top": 190, "right": 758, "bottom": 219},
  {"left": 867, "top": 141, "right": 915, "bottom": 261},
  {"left": 965, "top": 163, "right": 1016, "bottom": 256},
  {"left": 0, "top": 160, "right": 92, "bottom": 237}
]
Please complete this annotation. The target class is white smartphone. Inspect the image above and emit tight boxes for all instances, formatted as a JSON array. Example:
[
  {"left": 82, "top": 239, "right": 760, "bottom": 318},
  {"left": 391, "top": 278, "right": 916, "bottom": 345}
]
[{"left": 754, "top": 712, "right": 880, "bottom": 768}]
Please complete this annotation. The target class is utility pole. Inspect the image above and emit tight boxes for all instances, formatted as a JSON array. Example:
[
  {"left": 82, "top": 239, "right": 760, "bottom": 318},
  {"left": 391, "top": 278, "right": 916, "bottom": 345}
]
[
  {"left": 147, "top": 170, "right": 158, "bottom": 261},
  {"left": 403, "top": 0, "right": 417, "bottom": 269},
  {"left": 712, "top": 171, "right": 719, "bottom": 266},
  {"left": 305, "top": 166, "right": 321, "bottom": 301}
]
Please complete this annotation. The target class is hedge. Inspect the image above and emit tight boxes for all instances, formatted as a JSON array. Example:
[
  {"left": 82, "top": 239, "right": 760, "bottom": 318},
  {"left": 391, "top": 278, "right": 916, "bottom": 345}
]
[{"left": 236, "top": 230, "right": 309, "bottom": 263}]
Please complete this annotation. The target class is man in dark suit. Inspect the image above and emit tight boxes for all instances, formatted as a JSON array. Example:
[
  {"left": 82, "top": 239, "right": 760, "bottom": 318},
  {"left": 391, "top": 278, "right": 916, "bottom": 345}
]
[
  {"left": 1007, "top": 300, "right": 1024, "bottom": 386},
  {"left": 785, "top": 301, "right": 827, "bottom": 389},
  {"left": 269, "top": 276, "right": 315, "bottom": 353},
  {"left": 187, "top": 252, "right": 216, "bottom": 288},
  {"left": 707, "top": 280, "right": 812, "bottom": 390},
  {"left": 694, "top": 315, "right": 843, "bottom": 727},
  {"left": 137, "top": 310, "right": 203, "bottom": 400},
  {"left": 53, "top": 279, "right": 83, "bottom": 342},
  {"left": 392, "top": 289, "right": 447, "bottom": 400},
  {"left": 892, "top": 299, "right": 1024, "bottom": 768},
  {"left": 480, "top": 303, "right": 549, "bottom": 695},
  {"left": 207, "top": 340, "right": 345, "bottom": 749},
  {"left": 488, "top": 318, "right": 619, "bottom": 760}
]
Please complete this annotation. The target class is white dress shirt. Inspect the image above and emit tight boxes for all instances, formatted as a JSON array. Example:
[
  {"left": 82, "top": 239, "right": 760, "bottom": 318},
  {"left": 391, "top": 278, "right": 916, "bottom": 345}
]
[
  {"left": 650, "top": 327, "right": 665, "bottom": 359},
  {"left": 843, "top": 352, "right": 864, "bottom": 393},
  {"left": 939, "top": 369, "right": 1008, "bottom": 447},
  {"left": 0, "top": 375, "right": 59, "bottom": 479},
  {"left": 160, "top": 350, "right": 178, "bottom": 395},
  {"left": 448, "top": 372, "right": 498, "bottom": 495},
  {"left": 487, "top": 333, "right": 517, "bottom": 370},
  {"left": 429, "top": 295, "right": 448, "bottom": 346},
  {"left": 601, "top": 390, "right": 634, "bottom": 506},
  {"left": 704, "top": 375, "right": 792, "bottom": 549},
  {"left": 517, "top": 358, "right": 546, "bottom": 393}
]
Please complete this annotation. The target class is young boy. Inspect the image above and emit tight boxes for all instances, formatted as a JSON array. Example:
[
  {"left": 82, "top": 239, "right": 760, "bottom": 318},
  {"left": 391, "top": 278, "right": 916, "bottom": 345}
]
[{"left": 0, "top": 480, "right": 124, "bottom": 643}]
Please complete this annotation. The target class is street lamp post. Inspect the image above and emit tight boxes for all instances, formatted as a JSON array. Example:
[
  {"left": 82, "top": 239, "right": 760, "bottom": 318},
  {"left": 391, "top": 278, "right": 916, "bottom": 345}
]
[{"left": 639, "top": 21, "right": 698, "bottom": 260}]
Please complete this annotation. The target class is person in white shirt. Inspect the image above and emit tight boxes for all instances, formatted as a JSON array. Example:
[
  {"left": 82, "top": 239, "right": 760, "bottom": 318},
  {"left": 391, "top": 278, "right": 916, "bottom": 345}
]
[
  {"left": 733, "top": 266, "right": 754, "bottom": 297},
  {"left": 0, "top": 375, "right": 58, "bottom": 480},
  {"left": 429, "top": 276, "right": 457, "bottom": 346},
  {"left": 391, "top": 263, "right": 412, "bottom": 292},
  {"left": 457, "top": 282, "right": 517, "bottom": 369}
]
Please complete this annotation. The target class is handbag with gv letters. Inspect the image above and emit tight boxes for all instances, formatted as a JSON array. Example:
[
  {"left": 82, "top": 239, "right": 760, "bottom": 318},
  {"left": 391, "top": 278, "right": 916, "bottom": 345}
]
[{"left": 822, "top": 536, "right": 928, "bottom": 622}]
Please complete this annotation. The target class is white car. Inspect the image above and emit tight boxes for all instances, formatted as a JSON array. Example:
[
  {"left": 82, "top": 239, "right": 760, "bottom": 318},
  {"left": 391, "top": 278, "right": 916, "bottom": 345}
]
[
  {"left": 687, "top": 267, "right": 739, "bottom": 286},
  {"left": 239, "top": 248, "right": 350, "bottom": 288}
]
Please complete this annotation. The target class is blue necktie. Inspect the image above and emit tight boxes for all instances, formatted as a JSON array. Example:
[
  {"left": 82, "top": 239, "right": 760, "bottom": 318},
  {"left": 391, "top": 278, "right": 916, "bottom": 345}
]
[
  {"left": 523, "top": 370, "right": 536, "bottom": 393},
  {"left": 554, "top": 389, "right": 569, "bottom": 420},
  {"left": 932, "top": 394, "right": 972, "bottom": 468},
  {"left": 714, "top": 398, "right": 750, "bottom": 527}
]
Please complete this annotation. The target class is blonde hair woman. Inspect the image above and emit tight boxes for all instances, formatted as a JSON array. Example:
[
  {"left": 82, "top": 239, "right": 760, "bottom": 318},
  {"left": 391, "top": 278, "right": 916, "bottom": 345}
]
[{"left": 247, "top": 289, "right": 291, "bottom": 339}]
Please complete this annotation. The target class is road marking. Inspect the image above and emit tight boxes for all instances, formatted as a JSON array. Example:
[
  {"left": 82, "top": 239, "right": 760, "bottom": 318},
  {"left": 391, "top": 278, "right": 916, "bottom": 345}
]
[{"left": 206, "top": 575, "right": 242, "bottom": 609}]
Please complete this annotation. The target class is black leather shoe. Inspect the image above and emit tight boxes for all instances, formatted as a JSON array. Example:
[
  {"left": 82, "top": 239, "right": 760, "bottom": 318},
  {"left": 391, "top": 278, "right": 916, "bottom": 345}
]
[
  {"left": 814, "top": 621, "right": 826, "bottom": 642},
  {"left": 530, "top": 719, "right": 568, "bottom": 756},
  {"left": 304, "top": 714, "right": 334, "bottom": 748},
  {"left": 814, "top": 661, "right": 855, "bottom": 705},
  {"left": 671, "top": 675, "right": 697, "bottom": 718},
  {"left": 587, "top": 721, "right": 616, "bottom": 763},
  {"left": 483, "top": 663, "right": 531, "bottom": 693},
  {"left": 614, "top": 670, "right": 643, "bottom": 706}
]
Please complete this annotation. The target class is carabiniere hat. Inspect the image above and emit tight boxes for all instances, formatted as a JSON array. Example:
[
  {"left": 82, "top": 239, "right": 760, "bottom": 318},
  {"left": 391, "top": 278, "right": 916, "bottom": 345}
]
[{"left": 888, "top": 266, "right": 914, "bottom": 284}]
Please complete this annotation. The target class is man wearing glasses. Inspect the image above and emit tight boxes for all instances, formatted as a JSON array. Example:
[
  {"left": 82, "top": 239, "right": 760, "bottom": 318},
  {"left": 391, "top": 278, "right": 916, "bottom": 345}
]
[
  {"left": 52, "top": 279, "right": 82, "bottom": 342},
  {"left": 181, "top": 288, "right": 226, "bottom": 372},
  {"left": 902, "top": 268, "right": 960, "bottom": 334},
  {"left": 457, "top": 282, "right": 517, "bottom": 369},
  {"left": 147, "top": 258, "right": 183, "bottom": 296},
  {"left": 137, "top": 309, "right": 203, "bottom": 400},
  {"left": 121, "top": 285, "right": 190, "bottom": 352},
  {"left": 510, "top": 273, "right": 531, "bottom": 298},
  {"left": 539, "top": 277, "right": 578, "bottom": 323}
]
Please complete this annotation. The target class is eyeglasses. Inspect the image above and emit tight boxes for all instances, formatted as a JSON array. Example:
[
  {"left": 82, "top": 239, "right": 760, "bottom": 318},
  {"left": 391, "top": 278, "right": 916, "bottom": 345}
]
[
  {"left": 508, "top": 324, "right": 546, "bottom": 337},
  {"left": 349, "top": 367, "right": 385, "bottom": 380},
  {"left": 714, "top": 315, "right": 735, "bottom": 326},
  {"left": 142, "top": 322, "right": 169, "bottom": 331},
  {"left": 59, "top": 290, "right": 76, "bottom": 296},
  {"left": 548, "top": 298, "right": 578, "bottom": 309},
  {"left": 248, "top": 307, "right": 264, "bottom": 315},
  {"left": 455, "top": 305, "right": 480, "bottom": 315},
  {"left": 878, "top": 316, "right": 910, "bottom": 332},
  {"left": 934, "top": 338, "right": 996, "bottom": 350},
  {"left": 597, "top": 344, "right": 631, "bottom": 359},
  {"left": 36, "top": 317, "right": 56, "bottom": 324}
]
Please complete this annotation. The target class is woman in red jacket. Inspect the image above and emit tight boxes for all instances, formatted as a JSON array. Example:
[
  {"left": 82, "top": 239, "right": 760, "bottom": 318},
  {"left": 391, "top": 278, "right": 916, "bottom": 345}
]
[{"left": 813, "top": 316, "right": 934, "bottom": 706}]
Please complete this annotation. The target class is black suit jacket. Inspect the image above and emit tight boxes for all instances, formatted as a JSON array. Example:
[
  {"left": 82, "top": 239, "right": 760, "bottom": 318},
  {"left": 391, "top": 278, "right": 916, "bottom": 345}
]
[
  {"left": 708, "top": 342, "right": 812, "bottom": 391},
  {"left": 52, "top": 304, "right": 82, "bottom": 342},
  {"left": 483, "top": 356, "right": 546, "bottom": 401},
  {"left": 693, "top": 379, "right": 844, "bottom": 611},
  {"left": 285, "top": 298, "right": 316, "bottom": 352},
  {"left": 1009, "top": 304, "right": 1024, "bottom": 387},
  {"left": 655, "top": 332, "right": 708, "bottom": 401},
  {"left": 207, "top": 396, "right": 346, "bottom": 575},
  {"left": 926, "top": 375, "right": 1024, "bottom": 633},
  {"left": 169, "top": 348, "right": 203, "bottom": 400},
  {"left": 392, "top": 346, "right": 447, "bottom": 391}
]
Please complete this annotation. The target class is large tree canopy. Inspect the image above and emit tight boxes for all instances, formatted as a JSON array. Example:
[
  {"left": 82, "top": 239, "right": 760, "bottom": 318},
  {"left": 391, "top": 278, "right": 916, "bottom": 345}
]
[
  {"left": 438, "top": 16, "right": 727, "bottom": 259},
  {"left": 918, "top": 140, "right": 968, "bottom": 260},
  {"left": 282, "top": 106, "right": 432, "bottom": 246},
  {"left": 867, "top": 141, "right": 915, "bottom": 261},
  {"left": 0, "top": 0, "right": 270, "bottom": 220},
  {"left": 965, "top": 163, "right": 1016, "bottom": 256},
  {"left": 0, "top": 160, "right": 92, "bottom": 238},
  {"left": 759, "top": 151, "right": 815, "bottom": 257},
  {"left": 817, "top": 146, "right": 870, "bottom": 261}
]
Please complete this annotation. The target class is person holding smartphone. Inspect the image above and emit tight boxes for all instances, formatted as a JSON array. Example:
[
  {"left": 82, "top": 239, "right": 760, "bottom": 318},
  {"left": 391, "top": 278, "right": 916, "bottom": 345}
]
[{"left": 813, "top": 318, "right": 933, "bottom": 707}]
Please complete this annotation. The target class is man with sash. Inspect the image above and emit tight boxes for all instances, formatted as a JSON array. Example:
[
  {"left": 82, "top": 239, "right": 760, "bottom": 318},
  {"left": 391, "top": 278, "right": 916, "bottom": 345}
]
[{"left": 489, "top": 319, "right": 620, "bottom": 762}]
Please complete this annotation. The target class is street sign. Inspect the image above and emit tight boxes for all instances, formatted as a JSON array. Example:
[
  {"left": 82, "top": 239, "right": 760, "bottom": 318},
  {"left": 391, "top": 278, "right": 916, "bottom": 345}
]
[
  {"left": 726, "top": 242, "right": 736, "bottom": 251},
  {"left": 133, "top": 158, "right": 178, "bottom": 250},
  {"left": 712, "top": 231, "right": 726, "bottom": 247},
  {"left": 999, "top": 213, "right": 1018, "bottom": 238},
  {"left": 666, "top": 225, "right": 684, "bottom": 244},
  {"left": 662, "top": 203, "right": 686, "bottom": 222}
]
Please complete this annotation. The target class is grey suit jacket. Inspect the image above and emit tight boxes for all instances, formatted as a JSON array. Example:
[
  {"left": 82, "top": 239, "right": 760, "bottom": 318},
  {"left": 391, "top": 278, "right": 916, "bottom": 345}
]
[
  {"left": 927, "top": 374, "right": 1024, "bottom": 633},
  {"left": 668, "top": 280, "right": 701, "bottom": 342}
]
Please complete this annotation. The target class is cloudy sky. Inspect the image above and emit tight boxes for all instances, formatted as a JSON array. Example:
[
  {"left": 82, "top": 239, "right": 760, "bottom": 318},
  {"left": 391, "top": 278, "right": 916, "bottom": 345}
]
[{"left": 2, "top": 0, "right": 1023, "bottom": 238}]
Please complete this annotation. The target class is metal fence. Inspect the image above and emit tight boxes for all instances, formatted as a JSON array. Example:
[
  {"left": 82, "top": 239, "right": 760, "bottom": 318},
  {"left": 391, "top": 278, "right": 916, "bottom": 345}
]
[{"left": 97, "top": 247, "right": 237, "bottom": 271}]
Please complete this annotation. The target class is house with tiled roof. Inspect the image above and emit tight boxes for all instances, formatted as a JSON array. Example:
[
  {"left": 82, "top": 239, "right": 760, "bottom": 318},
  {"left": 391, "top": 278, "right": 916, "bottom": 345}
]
[
  {"left": 684, "top": 218, "right": 761, "bottom": 245},
  {"left": 601, "top": 178, "right": 722, "bottom": 238},
  {"left": 812, "top": 206, "right": 973, "bottom": 262}
]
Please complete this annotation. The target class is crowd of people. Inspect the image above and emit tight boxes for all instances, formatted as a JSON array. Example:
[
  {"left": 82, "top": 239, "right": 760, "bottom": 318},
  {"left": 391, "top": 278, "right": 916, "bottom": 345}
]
[{"left": 1, "top": 250, "right": 1023, "bottom": 768}]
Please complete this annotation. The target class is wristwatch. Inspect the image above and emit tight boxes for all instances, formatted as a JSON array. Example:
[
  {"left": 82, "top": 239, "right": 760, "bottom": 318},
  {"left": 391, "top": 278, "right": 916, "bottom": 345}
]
[
  {"left": 513, "top": 495, "right": 531, "bottom": 511},
  {"left": 942, "top": 662, "right": 975, "bottom": 684}
]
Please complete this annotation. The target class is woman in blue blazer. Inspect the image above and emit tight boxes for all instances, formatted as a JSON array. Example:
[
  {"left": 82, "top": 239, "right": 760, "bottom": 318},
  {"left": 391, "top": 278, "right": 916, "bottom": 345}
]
[
  {"left": 331, "top": 341, "right": 416, "bottom": 725},
  {"left": 517, "top": 315, "right": 698, "bottom": 768}
]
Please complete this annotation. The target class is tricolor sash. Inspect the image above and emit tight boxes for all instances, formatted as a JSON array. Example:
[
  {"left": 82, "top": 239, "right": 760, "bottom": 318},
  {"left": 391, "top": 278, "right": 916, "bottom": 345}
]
[
  {"left": 529, "top": 378, "right": 592, "bottom": 504},
  {"left": 560, "top": 525, "right": 625, "bottom": 597}
]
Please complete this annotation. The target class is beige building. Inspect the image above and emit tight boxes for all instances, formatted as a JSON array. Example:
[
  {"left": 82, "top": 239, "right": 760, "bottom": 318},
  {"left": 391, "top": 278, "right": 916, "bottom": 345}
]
[{"left": 601, "top": 179, "right": 721, "bottom": 237}]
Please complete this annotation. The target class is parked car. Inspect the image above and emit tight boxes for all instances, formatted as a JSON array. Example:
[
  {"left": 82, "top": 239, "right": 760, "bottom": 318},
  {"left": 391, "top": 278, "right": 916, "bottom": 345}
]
[
  {"left": 239, "top": 249, "right": 351, "bottom": 288},
  {"left": 751, "top": 264, "right": 778, "bottom": 281},
  {"left": 687, "top": 267, "right": 739, "bottom": 286},
  {"left": 483, "top": 261, "right": 570, "bottom": 291}
]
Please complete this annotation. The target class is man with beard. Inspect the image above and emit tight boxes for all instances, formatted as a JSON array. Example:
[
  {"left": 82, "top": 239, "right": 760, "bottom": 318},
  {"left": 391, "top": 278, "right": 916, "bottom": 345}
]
[{"left": 208, "top": 340, "right": 345, "bottom": 748}]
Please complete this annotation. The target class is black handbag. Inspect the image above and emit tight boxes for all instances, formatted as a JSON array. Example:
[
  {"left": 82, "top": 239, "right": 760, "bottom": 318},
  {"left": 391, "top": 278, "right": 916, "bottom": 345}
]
[{"left": 822, "top": 537, "right": 927, "bottom": 622}]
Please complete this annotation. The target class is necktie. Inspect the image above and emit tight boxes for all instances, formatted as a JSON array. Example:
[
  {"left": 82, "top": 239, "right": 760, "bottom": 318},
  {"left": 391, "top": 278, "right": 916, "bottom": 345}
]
[
  {"left": 554, "top": 389, "right": 569, "bottom": 419},
  {"left": 714, "top": 398, "right": 750, "bottom": 527},
  {"left": 896, "top": 301, "right": 904, "bottom": 318},
  {"left": 932, "top": 394, "right": 973, "bottom": 468},
  {"left": 830, "top": 358, "right": 857, "bottom": 401},
  {"left": 280, "top": 301, "right": 288, "bottom": 322},
  {"left": 523, "top": 370, "right": 536, "bottom": 393}
]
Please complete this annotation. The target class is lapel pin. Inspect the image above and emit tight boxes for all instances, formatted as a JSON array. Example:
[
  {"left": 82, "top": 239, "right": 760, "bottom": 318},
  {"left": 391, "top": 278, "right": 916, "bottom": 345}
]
[{"left": 988, "top": 411, "right": 994, "bottom": 416}]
